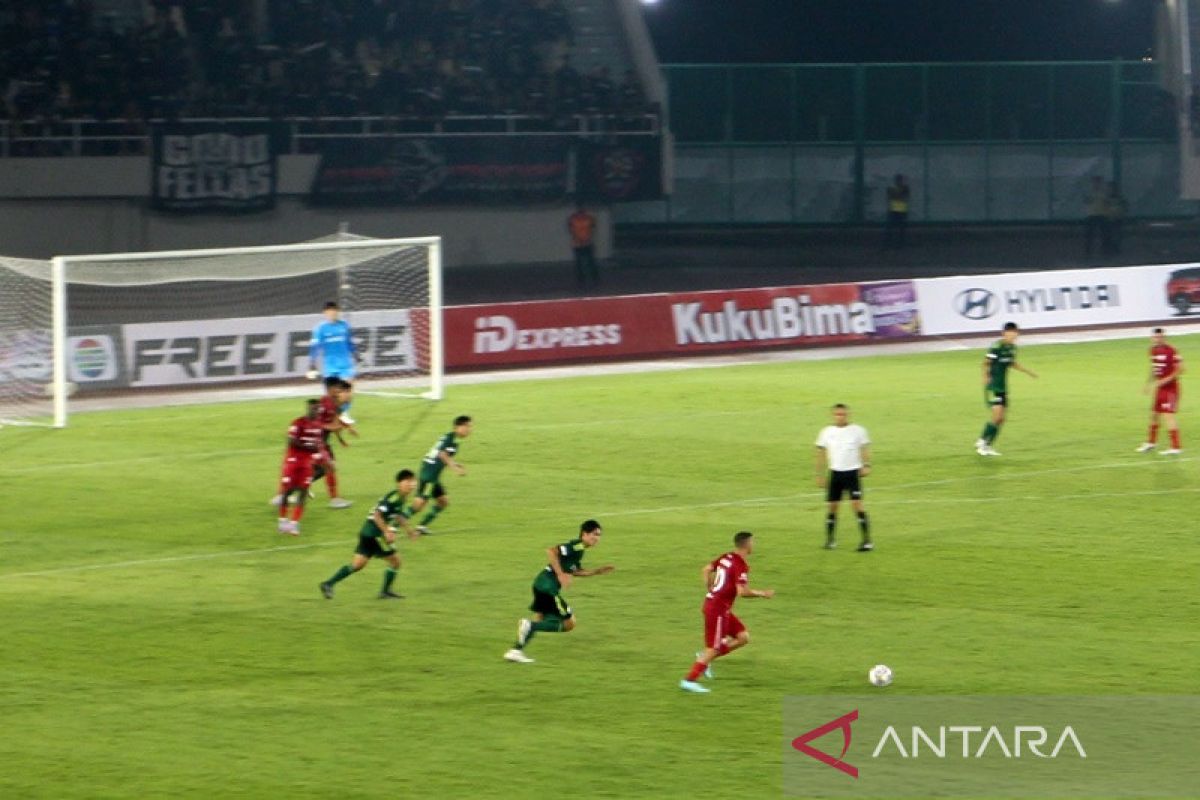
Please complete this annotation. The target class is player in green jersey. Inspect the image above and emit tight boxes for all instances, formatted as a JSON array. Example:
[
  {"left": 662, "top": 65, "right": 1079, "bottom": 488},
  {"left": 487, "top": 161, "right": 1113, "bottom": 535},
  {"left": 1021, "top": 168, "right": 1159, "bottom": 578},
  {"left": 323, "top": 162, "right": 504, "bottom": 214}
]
[
  {"left": 975, "top": 322, "right": 1038, "bottom": 456},
  {"left": 405, "top": 415, "right": 472, "bottom": 534},
  {"left": 503, "top": 519, "right": 615, "bottom": 664},
  {"left": 319, "top": 470, "right": 419, "bottom": 600}
]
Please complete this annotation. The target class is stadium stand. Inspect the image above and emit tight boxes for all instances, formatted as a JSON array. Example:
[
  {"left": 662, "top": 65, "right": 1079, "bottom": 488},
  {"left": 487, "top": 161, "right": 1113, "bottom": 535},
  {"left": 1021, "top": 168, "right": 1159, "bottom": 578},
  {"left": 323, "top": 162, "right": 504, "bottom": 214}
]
[{"left": 0, "top": 0, "right": 656, "bottom": 155}]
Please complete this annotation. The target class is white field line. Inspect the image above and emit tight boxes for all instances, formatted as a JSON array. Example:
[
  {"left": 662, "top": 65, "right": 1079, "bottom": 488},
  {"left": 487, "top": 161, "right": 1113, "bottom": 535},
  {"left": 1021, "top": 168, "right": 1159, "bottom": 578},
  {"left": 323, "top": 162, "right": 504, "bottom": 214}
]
[
  {"left": 1, "top": 460, "right": 1194, "bottom": 582},
  {"left": 30, "top": 323, "right": 1200, "bottom": 418}
]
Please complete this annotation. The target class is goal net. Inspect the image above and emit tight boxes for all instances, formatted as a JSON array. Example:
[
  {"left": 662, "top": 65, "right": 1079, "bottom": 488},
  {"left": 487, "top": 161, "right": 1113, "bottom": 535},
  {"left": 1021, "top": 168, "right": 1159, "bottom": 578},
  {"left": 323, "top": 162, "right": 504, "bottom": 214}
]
[{"left": 0, "top": 234, "right": 442, "bottom": 428}]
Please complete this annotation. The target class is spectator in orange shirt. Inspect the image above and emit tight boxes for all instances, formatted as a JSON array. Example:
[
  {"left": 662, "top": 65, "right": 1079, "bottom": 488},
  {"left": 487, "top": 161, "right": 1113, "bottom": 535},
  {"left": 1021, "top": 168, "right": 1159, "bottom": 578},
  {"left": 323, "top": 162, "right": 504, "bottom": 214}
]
[{"left": 567, "top": 204, "right": 598, "bottom": 288}]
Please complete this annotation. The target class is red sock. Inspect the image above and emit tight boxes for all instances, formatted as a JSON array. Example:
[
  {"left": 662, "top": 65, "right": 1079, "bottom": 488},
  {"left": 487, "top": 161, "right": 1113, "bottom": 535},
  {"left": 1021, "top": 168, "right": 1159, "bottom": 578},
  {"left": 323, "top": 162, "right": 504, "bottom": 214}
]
[
  {"left": 1148, "top": 424, "right": 1158, "bottom": 443},
  {"left": 326, "top": 471, "right": 339, "bottom": 498},
  {"left": 685, "top": 661, "right": 707, "bottom": 682},
  {"left": 717, "top": 642, "right": 730, "bottom": 656},
  {"left": 291, "top": 504, "right": 306, "bottom": 522},
  {"left": 1170, "top": 429, "right": 1181, "bottom": 449}
]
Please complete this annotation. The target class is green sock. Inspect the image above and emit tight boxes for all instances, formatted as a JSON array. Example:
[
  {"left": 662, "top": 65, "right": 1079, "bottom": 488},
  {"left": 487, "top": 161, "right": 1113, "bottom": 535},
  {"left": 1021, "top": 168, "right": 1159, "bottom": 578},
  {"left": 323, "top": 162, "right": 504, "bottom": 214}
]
[
  {"left": 981, "top": 422, "right": 998, "bottom": 443},
  {"left": 419, "top": 505, "right": 443, "bottom": 526},
  {"left": 326, "top": 565, "right": 354, "bottom": 585},
  {"left": 382, "top": 568, "right": 398, "bottom": 592},
  {"left": 532, "top": 616, "right": 564, "bottom": 633},
  {"left": 989, "top": 423, "right": 1002, "bottom": 444}
]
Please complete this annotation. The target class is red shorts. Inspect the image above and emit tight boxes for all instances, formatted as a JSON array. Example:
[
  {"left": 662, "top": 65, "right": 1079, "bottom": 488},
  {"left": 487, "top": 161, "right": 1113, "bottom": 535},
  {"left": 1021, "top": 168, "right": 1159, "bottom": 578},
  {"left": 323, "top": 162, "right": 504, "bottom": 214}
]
[
  {"left": 702, "top": 605, "right": 746, "bottom": 650},
  {"left": 1155, "top": 385, "right": 1180, "bottom": 414},
  {"left": 280, "top": 451, "right": 323, "bottom": 491}
]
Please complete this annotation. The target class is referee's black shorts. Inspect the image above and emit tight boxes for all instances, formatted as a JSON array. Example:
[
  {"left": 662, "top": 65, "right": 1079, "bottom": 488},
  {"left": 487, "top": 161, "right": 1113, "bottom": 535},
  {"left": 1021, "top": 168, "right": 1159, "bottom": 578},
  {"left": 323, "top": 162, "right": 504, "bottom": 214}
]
[{"left": 826, "top": 469, "right": 863, "bottom": 502}]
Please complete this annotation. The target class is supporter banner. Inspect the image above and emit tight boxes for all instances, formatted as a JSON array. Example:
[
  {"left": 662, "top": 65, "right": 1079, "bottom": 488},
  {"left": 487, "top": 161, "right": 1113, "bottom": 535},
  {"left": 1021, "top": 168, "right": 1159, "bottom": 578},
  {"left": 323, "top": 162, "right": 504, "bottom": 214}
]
[
  {"left": 444, "top": 281, "right": 919, "bottom": 369},
  {"left": 310, "top": 137, "right": 570, "bottom": 205},
  {"left": 915, "top": 264, "right": 1187, "bottom": 336},
  {"left": 576, "top": 136, "right": 664, "bottom": 202},
  {"left": 152, "top": 121, "right": 279, "bottom": 212},
  {"left": 122, "top": 310, "right": 413, "bottom": 388}
]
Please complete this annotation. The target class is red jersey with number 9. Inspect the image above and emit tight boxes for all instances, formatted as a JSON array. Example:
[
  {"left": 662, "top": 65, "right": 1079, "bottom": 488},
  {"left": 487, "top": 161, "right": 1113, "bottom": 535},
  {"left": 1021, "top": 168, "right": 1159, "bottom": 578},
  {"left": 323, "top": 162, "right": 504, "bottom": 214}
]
[{"left": 704, "top": 552, "right": 748, "bottom": 613}]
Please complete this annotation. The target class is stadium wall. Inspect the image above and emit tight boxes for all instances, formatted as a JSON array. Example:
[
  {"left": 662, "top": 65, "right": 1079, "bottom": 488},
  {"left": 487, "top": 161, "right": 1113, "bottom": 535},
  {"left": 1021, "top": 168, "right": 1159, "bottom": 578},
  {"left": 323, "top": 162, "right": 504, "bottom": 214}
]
[{"left": 0, "top": 156, "right": 610, "bottom": 266}]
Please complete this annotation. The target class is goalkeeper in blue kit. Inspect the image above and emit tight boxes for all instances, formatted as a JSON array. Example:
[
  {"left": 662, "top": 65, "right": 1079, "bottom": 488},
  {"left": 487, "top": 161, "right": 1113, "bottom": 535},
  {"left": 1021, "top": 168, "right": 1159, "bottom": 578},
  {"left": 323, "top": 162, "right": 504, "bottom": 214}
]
[{"left": 308, "top": 301, "right": 358, "bottom": 424}]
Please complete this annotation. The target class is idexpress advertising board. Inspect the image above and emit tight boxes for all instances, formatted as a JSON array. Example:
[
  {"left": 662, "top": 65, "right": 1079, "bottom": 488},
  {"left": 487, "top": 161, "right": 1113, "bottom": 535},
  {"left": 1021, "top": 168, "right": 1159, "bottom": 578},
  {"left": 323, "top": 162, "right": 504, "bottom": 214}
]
[
  {"left": 444, "top": 281, "right": 919, "bottom": 369},
  {"left": 122, "top": 310, "right": 416, "bottom": 388},
  {"left": 915, "top": 264, "right": 1192, "bottom": 336}
]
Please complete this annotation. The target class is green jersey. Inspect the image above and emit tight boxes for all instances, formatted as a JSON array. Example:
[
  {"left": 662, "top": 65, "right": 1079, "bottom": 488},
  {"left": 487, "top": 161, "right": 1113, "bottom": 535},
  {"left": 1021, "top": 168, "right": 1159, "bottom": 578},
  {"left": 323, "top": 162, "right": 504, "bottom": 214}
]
[
  {"left": 358, "top": 490, "right": 410, "bottom": 538},
  {"left": 985, "top": 340, "right": 1017, "bottom": 392},
  {"left": 420, "top": 431, "right": 460, "bottom": 481},
  {"left": 533, "top": 538, "right": 587, "bottom": 593}
]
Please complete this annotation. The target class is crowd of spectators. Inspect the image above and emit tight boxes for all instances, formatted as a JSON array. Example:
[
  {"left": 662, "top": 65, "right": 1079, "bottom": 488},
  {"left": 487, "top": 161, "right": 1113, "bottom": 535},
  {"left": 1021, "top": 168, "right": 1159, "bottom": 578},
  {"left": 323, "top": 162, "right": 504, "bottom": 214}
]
[{"left": 1, "top": 0, "right": 653, "bottom": 153}]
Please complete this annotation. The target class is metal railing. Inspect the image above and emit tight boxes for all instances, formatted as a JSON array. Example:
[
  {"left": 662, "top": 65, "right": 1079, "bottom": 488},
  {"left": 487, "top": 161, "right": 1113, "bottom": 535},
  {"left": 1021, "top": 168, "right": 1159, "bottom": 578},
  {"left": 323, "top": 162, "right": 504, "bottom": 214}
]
[{"left": 0, "top": 113, "right": 661, "bottom": 158}]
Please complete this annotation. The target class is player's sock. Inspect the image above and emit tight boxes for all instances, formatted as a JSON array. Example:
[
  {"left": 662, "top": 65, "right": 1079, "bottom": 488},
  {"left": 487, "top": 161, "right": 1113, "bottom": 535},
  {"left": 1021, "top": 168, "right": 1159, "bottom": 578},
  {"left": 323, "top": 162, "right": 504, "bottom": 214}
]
[
  {"left": 857, "top": 511, "right": 870, "bottom": 542},
  {"left": 981, "top": 422, "right": 998, "bottom": 443},
  {"left": 291, "top": 504, "right": 306, "bottom": 522},
  {"left": 326, "top": 565, "right": 354, "bottom": 585},
  {"left": 825, "top": 513, "right": 836, "bottom": 543},
  {"left": 1170, "top": 429, "right": 1181, "bottom": 449},
  {"left": 988, "top": 424, "right": 1001, "bottom": 444},
  {"left": 326, "top": 470, "right": 339, "bottom": 498},
  {"left": 1148, "top": 423, "right": 1159, "bottom": 444},
  {"left": 381, "top": 567, "right": 399, "bottom": 593},
  {"left": 685, "top": 661, "right": 707, "bottom": 682},
  {"left": 531, "top": 616, "right": 564, "bottom": 633},
  {"left": 419, "top": 505, "right": 444, "bottom": 526}
]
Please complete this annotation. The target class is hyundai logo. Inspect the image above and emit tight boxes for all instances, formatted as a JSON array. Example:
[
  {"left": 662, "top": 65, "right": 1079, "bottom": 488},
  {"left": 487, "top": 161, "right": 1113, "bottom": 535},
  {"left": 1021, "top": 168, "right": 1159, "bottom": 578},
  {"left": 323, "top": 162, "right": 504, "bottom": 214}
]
[{"left": 955, "top": 288, "right": 997, "bottom": 319}]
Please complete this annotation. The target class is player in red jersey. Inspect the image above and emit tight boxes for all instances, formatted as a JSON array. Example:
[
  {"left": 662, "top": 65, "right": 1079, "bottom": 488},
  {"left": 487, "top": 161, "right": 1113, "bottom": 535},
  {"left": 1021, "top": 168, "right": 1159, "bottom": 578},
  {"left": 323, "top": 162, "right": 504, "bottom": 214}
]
[
  {"left": 680, "top": 531, "right": 774, "bottom": 693},
  {"left": 1137, "top": 327, "right": 1185, "bottom": 455},
  {"left": 311, "top": 378, "right": 357, "bottom": 508},
  {"left": 277, "top": 400, "right": 327, "bottom": 535}
]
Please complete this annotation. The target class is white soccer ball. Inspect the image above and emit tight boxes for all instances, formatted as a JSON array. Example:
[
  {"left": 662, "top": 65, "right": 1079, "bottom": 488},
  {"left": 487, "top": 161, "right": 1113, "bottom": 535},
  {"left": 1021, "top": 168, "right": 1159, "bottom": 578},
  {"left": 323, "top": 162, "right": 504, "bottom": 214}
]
[{"left": 869, "top": 664, "right": 893, "bottom": 687}]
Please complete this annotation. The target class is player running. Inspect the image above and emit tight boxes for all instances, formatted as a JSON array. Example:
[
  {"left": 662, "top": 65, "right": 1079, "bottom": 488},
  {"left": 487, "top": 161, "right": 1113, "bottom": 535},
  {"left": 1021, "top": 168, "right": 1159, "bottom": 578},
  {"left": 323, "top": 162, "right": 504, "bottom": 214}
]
[
  {"left": 1137, "top": 327, "right": 1184, "bottom": 455},
  {"left": 680, "top": 531, "right": 774, "bottom": 693},
  {"left": 319, "top": 469, "right": 420, "bottom": 600},
  {"left": 276, "top": 400, "right": 327, "bottom": 536},
  {"left": 311, "top": 378, "right": 356, "bottom": 508},
  {"left": 503, "top": 520, "right": 614, "bottom": 664},
  {"left": 975, "top": 321, "right": 1038, "bottom": 456},
  {"left": 405, "top": 415, "right": 472, "bottom": 534},
  {"left": 269, "top": 380, "right": 355, "bottom": 510},
  {"left": 307, "top": 301, "right": 358, "bottom": 425}
]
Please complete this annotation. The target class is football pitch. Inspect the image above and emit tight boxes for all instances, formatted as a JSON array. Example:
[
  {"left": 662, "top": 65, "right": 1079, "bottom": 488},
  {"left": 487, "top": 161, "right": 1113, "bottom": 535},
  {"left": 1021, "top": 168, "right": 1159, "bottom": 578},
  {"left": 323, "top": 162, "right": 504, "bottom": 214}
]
[{"left": 1, "top": 334, "right": 1196, "bottom": 798}]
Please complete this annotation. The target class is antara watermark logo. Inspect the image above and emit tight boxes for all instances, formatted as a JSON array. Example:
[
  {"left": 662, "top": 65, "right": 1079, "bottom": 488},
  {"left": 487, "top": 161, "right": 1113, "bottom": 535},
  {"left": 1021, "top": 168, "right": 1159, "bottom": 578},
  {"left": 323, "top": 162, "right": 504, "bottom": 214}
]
[{"left": 791, "top": 709, "right": 1086, "bottom": 779}]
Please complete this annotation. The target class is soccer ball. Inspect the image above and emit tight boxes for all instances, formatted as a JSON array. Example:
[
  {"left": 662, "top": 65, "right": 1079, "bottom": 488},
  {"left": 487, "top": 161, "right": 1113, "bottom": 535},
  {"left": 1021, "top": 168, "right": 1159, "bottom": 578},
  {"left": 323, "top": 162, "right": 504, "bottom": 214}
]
[{"left": 868, "top": 664, "right": 893, "bottom": 687}]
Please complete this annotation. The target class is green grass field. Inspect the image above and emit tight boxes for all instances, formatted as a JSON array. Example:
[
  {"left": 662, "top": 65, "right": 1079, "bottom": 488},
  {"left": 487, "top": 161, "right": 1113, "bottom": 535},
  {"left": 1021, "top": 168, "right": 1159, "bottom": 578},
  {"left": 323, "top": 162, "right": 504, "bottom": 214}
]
[{"left": 1, "top": 335, "right": 1196, "bottom": 798}]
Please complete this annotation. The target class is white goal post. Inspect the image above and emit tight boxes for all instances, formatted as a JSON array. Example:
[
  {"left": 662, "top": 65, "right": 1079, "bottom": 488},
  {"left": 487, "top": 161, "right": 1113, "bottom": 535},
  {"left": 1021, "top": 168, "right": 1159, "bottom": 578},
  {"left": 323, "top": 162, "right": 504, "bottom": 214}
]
[{"left": 1, "top": 234, "right": 442, "bottom": 429}]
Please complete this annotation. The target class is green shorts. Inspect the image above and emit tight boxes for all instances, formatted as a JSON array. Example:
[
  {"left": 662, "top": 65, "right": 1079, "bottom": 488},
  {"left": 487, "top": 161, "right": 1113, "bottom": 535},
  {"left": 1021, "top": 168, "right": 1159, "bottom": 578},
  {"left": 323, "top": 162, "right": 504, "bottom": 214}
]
[{"left": 355, "top": 534, "right": 396, "bottom": 559}]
